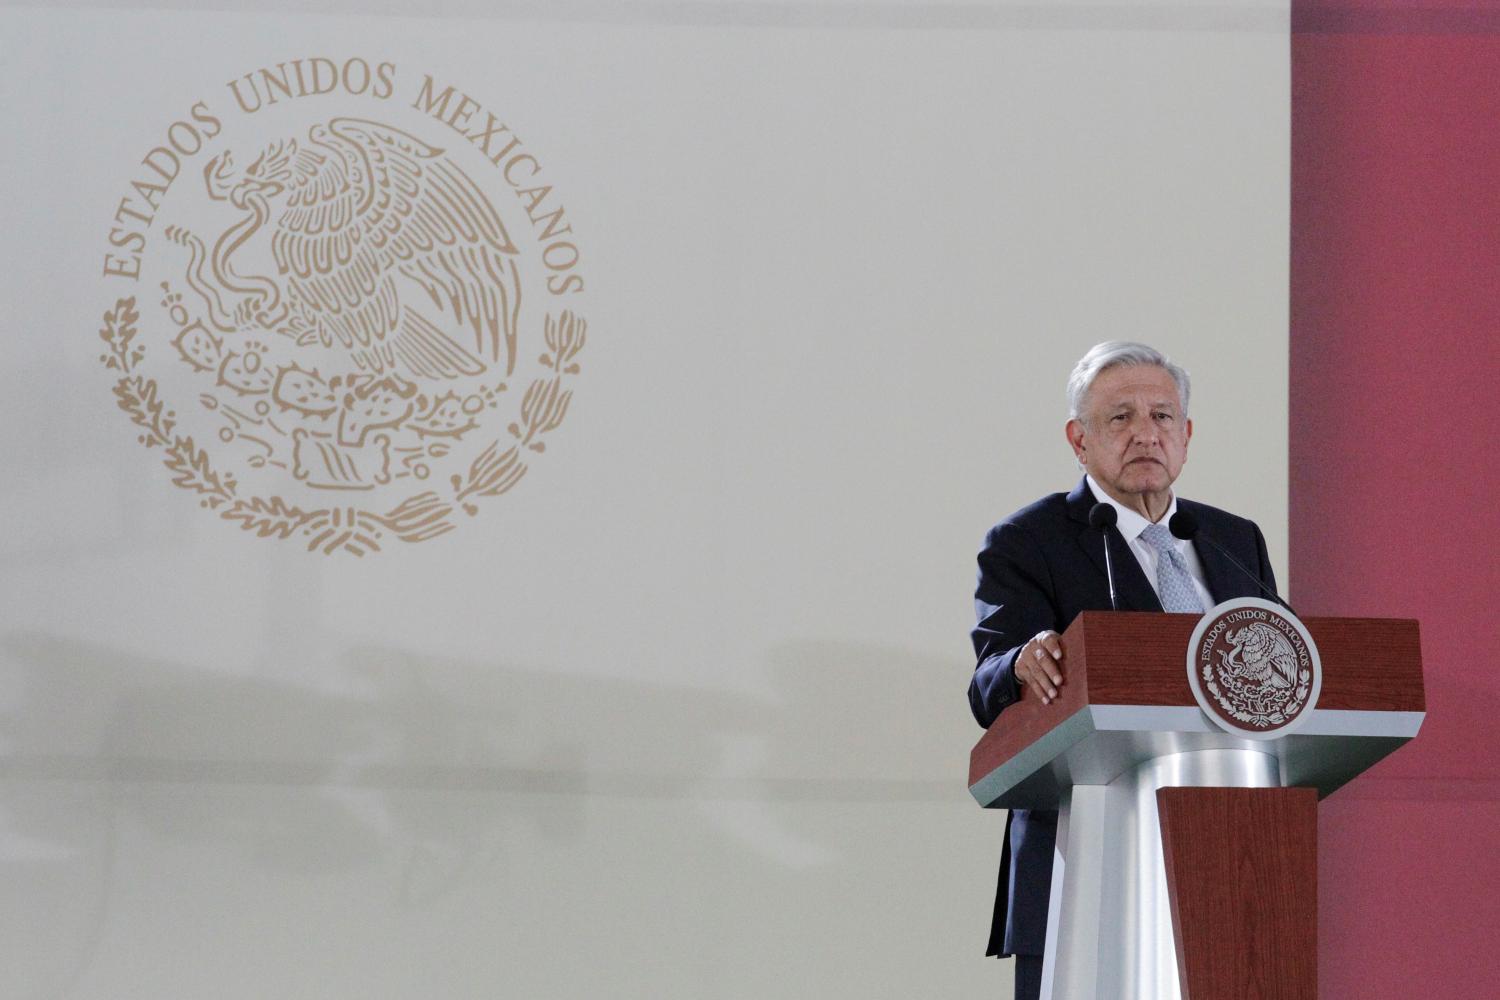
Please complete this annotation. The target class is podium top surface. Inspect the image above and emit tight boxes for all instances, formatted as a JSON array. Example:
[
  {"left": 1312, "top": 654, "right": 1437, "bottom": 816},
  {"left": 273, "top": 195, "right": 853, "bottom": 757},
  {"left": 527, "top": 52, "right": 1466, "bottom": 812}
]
[{"left": 968, "top": 611, "right": 1423, "bottom": 809}]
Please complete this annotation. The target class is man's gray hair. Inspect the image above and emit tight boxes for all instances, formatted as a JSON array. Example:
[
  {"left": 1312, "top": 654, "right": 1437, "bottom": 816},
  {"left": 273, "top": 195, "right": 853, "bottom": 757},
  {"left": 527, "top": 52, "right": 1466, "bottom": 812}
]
[{"left": 1066, "top": 341, "right": 1191, "bottom": 420}]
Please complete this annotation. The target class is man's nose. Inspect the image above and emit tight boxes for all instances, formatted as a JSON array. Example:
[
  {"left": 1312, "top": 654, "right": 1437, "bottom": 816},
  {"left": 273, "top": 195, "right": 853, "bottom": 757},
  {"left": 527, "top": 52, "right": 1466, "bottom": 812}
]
[{"left": 1129, "top": 414, "right": 1159, "bottom": 445}]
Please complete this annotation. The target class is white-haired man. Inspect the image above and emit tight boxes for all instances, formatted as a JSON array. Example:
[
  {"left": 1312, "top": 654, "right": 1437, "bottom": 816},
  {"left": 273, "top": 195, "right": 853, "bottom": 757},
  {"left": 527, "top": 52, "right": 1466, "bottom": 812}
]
[{"left": 967, "top": 342, "right": 1278, "bottom": 1000}]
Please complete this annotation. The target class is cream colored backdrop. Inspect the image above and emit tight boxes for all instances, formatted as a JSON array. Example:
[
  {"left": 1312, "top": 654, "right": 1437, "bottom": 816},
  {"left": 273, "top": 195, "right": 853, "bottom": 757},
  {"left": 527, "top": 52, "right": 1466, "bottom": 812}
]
[{"left": 0, "top": 3, "right": 1288, "bottom": 997}]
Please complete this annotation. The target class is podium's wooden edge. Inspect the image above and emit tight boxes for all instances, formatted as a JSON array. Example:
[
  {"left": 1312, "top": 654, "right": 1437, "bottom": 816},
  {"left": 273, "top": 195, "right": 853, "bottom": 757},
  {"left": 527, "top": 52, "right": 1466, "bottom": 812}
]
[{"left": 968, "top": 613, "right": 1425, "bottom": 808}]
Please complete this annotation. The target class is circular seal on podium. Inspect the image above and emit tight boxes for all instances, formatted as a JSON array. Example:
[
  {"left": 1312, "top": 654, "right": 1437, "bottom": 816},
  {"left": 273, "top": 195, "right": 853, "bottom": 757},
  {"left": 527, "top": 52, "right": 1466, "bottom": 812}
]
[{"left": 1187, "top": 597, "right": 1323, "bottom": 739}]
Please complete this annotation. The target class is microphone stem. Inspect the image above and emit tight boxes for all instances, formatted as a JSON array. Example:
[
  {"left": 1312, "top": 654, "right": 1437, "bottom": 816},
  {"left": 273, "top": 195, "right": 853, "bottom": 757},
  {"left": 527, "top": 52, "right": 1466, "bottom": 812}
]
[
  {"left": 1102, "top": 528, "right": 1119, "bottom": 611},
  {"left": 1201, "top": 535, "right": 1299, "bottom": 617}
]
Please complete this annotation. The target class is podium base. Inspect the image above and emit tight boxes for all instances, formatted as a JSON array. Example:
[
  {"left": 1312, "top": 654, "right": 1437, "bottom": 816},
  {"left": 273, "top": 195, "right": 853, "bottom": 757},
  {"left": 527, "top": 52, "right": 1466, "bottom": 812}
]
[{"left": 1039, "top": 746, "right": 1280, "bottom": 1000}]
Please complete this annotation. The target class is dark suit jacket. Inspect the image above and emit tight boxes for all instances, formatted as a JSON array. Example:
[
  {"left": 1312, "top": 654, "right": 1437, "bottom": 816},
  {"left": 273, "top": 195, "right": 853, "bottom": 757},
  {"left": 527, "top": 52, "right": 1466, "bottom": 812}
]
[{"left": 968, "top": 477, "right": 1277, "bottom": 957}]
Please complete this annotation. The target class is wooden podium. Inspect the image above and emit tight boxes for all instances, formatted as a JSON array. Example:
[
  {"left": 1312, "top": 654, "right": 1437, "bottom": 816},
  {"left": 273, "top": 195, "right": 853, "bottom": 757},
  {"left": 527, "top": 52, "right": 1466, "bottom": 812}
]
[{"left": 969, "top": 611, "right": 1423, "bottom": 1000}]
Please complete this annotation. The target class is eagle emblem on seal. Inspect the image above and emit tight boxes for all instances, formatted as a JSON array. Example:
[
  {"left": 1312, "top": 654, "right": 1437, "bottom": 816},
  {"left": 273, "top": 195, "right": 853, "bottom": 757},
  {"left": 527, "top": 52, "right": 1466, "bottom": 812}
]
[
  {"left": 1187, "top": 598, "right": 1322, "bottom": 738},
  {"left": 1220, "top": 622, "right": 1300, "bottom": 690}
]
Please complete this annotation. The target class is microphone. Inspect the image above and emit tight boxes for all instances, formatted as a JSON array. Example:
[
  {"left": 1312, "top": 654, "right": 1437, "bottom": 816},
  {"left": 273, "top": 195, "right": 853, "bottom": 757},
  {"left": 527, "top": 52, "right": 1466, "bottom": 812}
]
[
  {"left": 1089, "top": 502, "right": 1119, "bottom": 611},
  {"left": 1168, "top": 509, "right": 1298, "bottom": 616}
]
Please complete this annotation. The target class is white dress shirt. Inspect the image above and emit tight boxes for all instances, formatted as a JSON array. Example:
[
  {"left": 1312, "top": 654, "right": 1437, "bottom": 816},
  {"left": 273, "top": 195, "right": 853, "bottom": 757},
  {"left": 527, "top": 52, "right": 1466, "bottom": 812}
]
[{"left": 1085, "top": 475, "right": 1214, "bottom": 611}]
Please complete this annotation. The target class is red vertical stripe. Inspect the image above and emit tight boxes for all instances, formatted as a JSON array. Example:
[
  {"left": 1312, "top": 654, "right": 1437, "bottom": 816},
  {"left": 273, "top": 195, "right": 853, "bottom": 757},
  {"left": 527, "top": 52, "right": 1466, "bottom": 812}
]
[{"left": 1293, "top": 5, "right": 1500, "bottom": 995}]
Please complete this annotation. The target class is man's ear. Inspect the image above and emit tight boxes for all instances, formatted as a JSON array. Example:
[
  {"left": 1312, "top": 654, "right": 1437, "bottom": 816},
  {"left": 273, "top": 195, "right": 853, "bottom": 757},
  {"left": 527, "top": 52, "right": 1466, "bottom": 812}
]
[
  {"left": 1184, "top": 417, "right": 1193, "bottom": 448},
  {"left": 1065, "top": 418, "right": 1086, "bottom": 462}
]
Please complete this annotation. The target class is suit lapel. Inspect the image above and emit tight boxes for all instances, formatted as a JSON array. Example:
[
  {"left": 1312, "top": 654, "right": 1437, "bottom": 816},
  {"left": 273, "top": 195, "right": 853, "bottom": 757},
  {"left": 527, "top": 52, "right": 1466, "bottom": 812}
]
[
  {"left": 1111, "top": 533, "right": 1164, "bottom": 612},
  {"left": 1177, "top": 500, "right": 1248, "bottom": 603},
  {"left": 1192, "top": 540, "right": 1234, "bottom": 603},
  {"left": 1066, "top": 478, "right": 1164, "bottom": 613}
]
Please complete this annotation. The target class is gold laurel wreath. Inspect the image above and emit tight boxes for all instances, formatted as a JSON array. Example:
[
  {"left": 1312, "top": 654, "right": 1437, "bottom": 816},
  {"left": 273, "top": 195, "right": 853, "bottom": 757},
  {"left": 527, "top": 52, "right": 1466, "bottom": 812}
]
[{"left": 98, "top": 297, "right": 586, "bottom": 555}]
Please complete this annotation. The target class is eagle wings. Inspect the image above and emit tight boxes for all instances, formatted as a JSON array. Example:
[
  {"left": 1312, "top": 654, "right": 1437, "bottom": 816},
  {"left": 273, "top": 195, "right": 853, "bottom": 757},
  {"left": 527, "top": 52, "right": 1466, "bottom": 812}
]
[
  {"left": 268, "top": 117, "right": 521, "bottom": 378},
  {"left": 1223, "top": 623, "right": 1300, "bottom": 690}
]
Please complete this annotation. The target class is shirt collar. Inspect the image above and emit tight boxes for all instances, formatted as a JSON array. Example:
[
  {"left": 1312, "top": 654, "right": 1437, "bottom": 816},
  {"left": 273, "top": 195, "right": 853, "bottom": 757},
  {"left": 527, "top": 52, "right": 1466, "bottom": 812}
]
[{"left": 1085, "top": 474, "right": 1178, "bottom": 543}]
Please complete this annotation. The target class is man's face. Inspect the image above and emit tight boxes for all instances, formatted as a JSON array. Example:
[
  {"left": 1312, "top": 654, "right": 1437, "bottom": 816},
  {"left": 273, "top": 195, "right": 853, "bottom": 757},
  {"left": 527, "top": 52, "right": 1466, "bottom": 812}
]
[{"left": 1066, "top": 364, "right": 1192, "bottom": 503}]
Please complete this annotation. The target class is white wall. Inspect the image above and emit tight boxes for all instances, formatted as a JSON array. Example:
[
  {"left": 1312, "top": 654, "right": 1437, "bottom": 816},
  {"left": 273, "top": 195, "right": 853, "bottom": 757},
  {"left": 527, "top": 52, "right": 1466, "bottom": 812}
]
[{"left": 0, "top": 3, "right": 1288, "bottom": 997}]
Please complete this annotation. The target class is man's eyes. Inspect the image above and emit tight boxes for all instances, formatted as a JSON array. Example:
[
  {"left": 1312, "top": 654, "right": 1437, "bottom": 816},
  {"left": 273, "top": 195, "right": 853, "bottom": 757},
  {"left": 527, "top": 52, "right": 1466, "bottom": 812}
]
[
  {"left": 1107, "top": 411, "right": 1174, "bottom": 424},
  {"left": 1106, "top": 410, "right": 1175, "bottom": 424}
]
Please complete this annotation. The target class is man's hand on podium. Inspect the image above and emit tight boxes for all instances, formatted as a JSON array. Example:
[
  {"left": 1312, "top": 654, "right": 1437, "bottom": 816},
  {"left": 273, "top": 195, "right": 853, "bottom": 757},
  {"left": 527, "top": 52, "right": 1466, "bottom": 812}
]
[{"left": 1017, "top": 630, "right": 1065, "bottom": 704}]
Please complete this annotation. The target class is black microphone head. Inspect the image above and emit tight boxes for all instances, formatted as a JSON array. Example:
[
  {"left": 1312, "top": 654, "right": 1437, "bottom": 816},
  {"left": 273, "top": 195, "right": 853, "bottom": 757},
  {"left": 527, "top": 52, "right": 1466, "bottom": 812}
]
[
  {"left": 1088, "top": 503, "right": 1117, "bottom": 529},
  {"left": 1169, "top": 509, "right": 1199, "bottom": 540}
]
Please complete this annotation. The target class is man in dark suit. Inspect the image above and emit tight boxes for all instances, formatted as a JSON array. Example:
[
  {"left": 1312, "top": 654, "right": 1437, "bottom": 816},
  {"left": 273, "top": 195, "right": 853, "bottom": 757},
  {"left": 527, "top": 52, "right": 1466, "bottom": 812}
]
[{"left": 967, "top": 342, "right": 1277, "bottom": 1000}]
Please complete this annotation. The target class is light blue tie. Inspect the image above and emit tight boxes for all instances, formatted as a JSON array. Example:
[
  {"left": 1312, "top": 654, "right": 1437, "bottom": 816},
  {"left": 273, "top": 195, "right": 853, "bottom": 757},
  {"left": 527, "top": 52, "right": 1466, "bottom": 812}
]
[{"left": 1140, "top": 523, "right": 1204, "bottom": 613}]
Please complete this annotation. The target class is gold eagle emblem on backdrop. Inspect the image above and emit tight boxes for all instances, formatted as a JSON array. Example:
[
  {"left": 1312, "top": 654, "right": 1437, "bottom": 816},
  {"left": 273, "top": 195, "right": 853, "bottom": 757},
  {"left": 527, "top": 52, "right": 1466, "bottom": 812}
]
[
  {"left": 96, "top": 86, "right": 589, "bottom": 556},
  {"left": 183, "top": 117, "right": 521, "bottom": 380}
]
